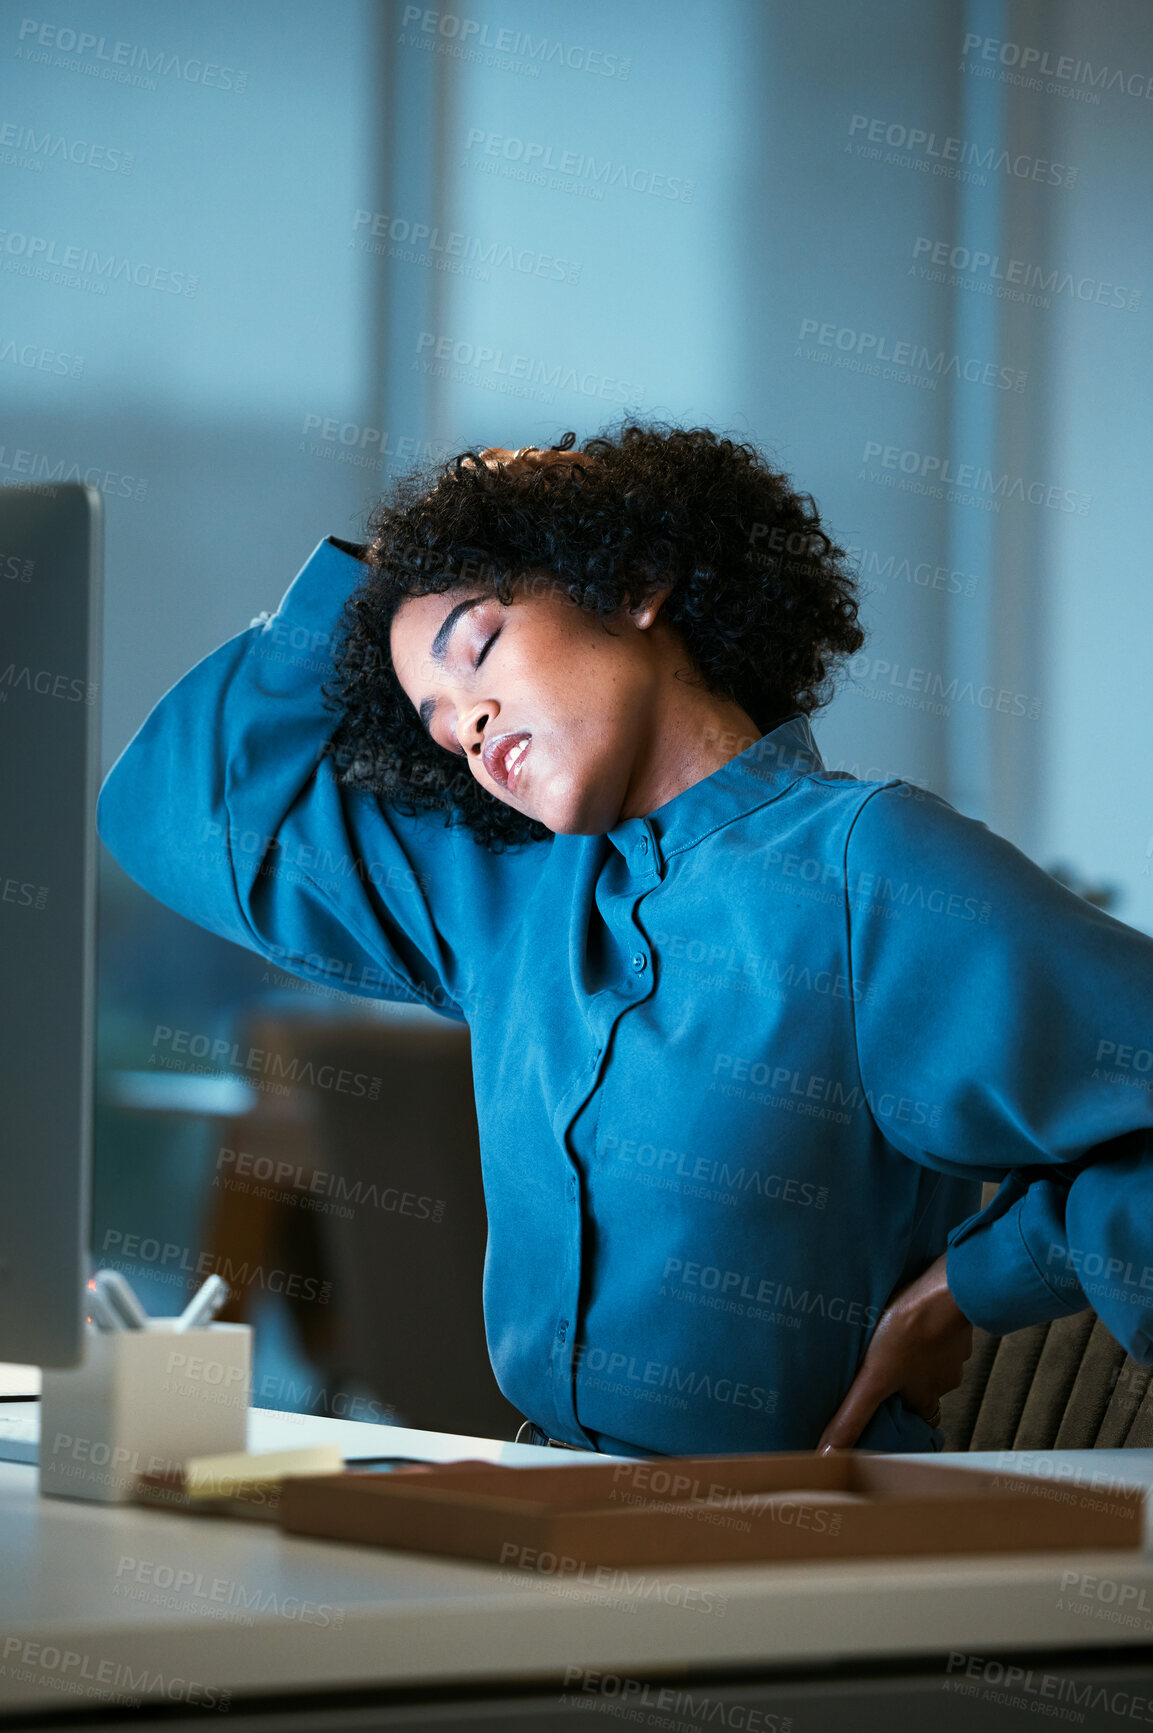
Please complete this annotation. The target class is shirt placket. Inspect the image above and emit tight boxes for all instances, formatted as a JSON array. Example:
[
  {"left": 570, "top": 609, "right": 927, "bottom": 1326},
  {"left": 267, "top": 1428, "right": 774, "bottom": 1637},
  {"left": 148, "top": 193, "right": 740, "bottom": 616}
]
[{"left": 548, "top": 819, "right": 662, "bottom": 1445}]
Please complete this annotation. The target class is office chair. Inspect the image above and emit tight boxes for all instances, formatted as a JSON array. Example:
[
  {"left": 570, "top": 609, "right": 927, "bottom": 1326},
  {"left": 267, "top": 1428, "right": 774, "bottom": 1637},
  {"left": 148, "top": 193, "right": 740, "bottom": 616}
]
[{"left": 939, "top": 1311, "right": 1153, "bottom": 1451}]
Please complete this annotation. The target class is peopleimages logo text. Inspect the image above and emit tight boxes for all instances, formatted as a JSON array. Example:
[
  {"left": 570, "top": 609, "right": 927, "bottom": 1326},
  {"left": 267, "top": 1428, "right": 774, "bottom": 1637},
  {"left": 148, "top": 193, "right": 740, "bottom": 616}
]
[
  {"left": 0, "top": 228, "right": 196, "bottom": 294},
  {"left": 399, "top": 8, "right": 630, "bottom": 78},
  {"left": 16, "top": 19, "right": 247, "bottom": 91},
  {"left": 799, "top": 317, "right": 1025, "bottom": 390},
  {"left": 352, "top": 210, "right": 579, "bottom": 283},
  {"left": 912, "top": 238, "right": 1141, "bottom": 311},
  {"left": 151, "top": 1026, "right": 382, "bottom": 1099},
  {"left": 961, "top": 32, "right": 1153, "bottom": 100},
  {"left": 848, "top": 113, "right": 1077, "bottom": 186},
  {"left": 861, "top": 440, "right": 1091, "bottom": 514}
]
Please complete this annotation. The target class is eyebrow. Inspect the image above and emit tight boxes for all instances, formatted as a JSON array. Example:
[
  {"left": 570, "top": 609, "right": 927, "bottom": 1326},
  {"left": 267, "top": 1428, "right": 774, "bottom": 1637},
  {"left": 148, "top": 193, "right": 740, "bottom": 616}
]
[{"left": 417, "top": 594, "right": 487, "bottom": 738}]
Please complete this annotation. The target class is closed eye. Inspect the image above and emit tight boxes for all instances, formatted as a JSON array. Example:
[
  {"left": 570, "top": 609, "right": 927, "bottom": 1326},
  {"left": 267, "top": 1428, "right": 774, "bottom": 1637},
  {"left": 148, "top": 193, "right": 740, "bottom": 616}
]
[{"left": 445, "top": 628, "right": 501, "bottom": 757}]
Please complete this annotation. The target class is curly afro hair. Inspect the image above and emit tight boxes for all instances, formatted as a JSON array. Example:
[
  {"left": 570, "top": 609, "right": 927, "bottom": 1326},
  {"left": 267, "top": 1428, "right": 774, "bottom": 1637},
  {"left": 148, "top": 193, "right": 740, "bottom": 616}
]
[{"left": 324, "top": 420, "right": 866, "bottom": 852}]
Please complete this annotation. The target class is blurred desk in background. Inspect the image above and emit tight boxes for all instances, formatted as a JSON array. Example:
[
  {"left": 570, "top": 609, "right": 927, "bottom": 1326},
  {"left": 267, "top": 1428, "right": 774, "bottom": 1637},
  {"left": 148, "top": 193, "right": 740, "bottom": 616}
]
[{"left": 197, "top": 1010, "right": 523, "bottom": 1440}]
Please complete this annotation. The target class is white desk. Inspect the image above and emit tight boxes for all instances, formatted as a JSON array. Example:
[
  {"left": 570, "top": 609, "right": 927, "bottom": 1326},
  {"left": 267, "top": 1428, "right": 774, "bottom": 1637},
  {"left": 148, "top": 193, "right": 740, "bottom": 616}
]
[{"left": 3, "top": 1404, "right": 1153, "bottom": 1728}]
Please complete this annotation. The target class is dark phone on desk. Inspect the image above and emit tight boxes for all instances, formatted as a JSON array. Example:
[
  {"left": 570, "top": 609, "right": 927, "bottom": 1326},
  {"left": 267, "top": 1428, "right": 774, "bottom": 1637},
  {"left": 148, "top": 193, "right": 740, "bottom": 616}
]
[{"left": 344, "top": 1456, "right": 436, "bottom": 1473}]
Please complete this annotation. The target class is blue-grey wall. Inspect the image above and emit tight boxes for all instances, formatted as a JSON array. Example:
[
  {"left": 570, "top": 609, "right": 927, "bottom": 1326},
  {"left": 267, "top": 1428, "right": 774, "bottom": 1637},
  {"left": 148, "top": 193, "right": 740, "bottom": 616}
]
[{"left": 8, "top": 0, "right": 1149, "bottom": 917}]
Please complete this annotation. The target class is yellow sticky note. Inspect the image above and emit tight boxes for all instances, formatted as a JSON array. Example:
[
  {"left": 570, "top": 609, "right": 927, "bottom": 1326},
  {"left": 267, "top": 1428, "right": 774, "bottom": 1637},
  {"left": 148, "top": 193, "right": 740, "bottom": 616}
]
[{"left": 185, "top": 1442, "right": 344, "bottom": 1499}]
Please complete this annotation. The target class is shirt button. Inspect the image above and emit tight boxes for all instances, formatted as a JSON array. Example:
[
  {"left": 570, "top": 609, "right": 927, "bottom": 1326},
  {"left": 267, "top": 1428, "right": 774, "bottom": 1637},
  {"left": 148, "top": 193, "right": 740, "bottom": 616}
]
[
  {"left": 557, "top": 1319, "right": 569, "bottom": 1343},
  {"left": 632, "top": 952, "right": 647, "bottom": 972},
  {"left": 639, "top": 836, "right": 649, "bottom": 854},
  {"left": 567, "top": 1175, "right": 577, "bottom": 1200}
]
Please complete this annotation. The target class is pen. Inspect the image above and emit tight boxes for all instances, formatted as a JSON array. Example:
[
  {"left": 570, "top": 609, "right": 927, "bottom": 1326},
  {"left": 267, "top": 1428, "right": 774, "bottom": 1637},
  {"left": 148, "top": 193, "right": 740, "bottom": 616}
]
[
  {"left": 173, "top": 1275, "right": 230, "bottom": 1333},
  {"left": 93, "top": 1269, "right": 148, "bottom": 1330}
]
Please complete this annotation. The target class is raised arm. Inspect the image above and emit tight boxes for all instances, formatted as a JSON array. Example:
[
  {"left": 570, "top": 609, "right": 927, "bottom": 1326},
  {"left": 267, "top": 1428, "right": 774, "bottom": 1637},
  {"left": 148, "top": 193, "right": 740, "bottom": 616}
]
[{"left": 97, "top": 536, "right": 489, "bottom": 1021}]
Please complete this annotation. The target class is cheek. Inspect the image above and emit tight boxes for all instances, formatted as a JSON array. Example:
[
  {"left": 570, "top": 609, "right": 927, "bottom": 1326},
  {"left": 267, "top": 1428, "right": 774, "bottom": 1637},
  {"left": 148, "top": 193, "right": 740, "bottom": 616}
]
[
  {"left": 541, "top": 619, "right": 625, "bottom": 698},
  {"left": 503, "top": 611, "right": 635, "bottom": 744}
]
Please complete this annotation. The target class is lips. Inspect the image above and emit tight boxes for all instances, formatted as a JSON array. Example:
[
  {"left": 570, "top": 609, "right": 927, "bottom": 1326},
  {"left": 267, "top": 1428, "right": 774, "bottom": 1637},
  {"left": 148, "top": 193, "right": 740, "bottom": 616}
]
[{"left": 482, "top": 731, "right": 532, "bottom": 790}]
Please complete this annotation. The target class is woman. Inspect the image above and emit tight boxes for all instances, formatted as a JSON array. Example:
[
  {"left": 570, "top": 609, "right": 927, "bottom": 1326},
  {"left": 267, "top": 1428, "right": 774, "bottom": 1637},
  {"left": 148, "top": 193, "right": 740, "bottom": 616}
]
[{"left": 97, "top": 423, "right": 1153, "bottom": 1458}]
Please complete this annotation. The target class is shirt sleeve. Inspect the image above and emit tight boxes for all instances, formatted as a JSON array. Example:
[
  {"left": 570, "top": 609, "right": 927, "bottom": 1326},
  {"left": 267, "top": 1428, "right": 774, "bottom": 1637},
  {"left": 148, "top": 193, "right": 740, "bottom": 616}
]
[
  {"left": 843, "top": 781, "right": 1153, "bottom": 1360},
  {"left": 96, "top": 537, "right": 479, "bottom": 1021}
]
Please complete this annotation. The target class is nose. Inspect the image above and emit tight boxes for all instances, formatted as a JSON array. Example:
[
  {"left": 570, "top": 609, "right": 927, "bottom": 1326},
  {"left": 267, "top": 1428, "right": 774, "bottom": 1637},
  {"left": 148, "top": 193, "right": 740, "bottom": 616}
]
[{"left": 458, "top": 701, "right": 493, "bottom": 759}]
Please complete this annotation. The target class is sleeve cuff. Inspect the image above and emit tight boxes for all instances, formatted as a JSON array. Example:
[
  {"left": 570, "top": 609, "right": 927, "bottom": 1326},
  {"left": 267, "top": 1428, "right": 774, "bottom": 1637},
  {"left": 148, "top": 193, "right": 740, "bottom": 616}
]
[{"left": 946, "top": 1173, "right": 1086, "bottom": 1335}]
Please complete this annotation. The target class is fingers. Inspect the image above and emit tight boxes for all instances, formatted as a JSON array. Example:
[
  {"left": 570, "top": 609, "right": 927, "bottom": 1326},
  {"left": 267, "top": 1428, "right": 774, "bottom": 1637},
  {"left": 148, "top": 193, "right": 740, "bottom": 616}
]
[
  {"left": 815, "top": 1363, "right": 893, "bottom": 1454},
  {"left": 815, "top": 1411, "right": 860, "bottom": 1455},
  {"left": 818, "top": 1377, "right": 948, "bottom": 1452},
  {"left": 814, "top": 1310, "right": 958, "bottom": 1449},
  {"left": 471, "top": 446, "right": 597, "bottom": 474}
]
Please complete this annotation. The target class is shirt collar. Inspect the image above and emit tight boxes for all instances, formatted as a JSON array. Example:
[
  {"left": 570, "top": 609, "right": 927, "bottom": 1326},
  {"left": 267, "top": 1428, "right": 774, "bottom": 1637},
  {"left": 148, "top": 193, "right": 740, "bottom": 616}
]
[{"left": 605, "top": 712, "right": 825, "bottom": 862}]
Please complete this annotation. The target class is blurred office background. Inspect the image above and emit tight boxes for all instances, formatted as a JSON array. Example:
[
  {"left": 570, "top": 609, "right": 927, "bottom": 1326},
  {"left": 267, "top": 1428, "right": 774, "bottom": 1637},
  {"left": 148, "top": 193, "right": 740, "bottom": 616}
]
[{"left": 4, "top": 0, "right": 1151, "bottom": 1427}]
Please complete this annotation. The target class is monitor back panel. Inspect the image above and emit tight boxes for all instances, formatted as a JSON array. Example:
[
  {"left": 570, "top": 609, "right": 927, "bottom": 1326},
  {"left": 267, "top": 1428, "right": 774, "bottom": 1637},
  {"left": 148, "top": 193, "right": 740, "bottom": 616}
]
[{"left": 0, "top": 483, "right": 101, "bottom": 1366}]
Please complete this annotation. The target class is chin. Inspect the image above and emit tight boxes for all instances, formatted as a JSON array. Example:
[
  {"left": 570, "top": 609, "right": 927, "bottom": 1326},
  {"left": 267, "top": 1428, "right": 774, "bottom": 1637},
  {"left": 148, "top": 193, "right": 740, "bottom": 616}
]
[
  {"left": 534, "top": 781, "right": 623, "bottom": 837},
  {"left": 501, "top": 750, "right": 624, "bottom": 836},
  {"left": 547, "top": 815, "right": 613, "bottom": 838}
]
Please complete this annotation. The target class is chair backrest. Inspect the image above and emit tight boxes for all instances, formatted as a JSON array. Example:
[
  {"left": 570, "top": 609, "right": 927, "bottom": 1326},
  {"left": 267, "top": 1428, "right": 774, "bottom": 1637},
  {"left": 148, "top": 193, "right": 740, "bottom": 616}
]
[
  {"left": 204, "top": 1010, "right": 524, "bottom": 1440},
  {"left": 939, "top": 1310, "right": 1153, "bottom": 1450}
]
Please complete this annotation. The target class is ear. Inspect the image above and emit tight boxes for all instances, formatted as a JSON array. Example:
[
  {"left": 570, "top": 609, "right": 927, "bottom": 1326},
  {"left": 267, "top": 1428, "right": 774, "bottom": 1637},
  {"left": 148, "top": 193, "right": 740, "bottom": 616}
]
[{"left": 628, "top": 582, "right": 674, "bottom": 629}]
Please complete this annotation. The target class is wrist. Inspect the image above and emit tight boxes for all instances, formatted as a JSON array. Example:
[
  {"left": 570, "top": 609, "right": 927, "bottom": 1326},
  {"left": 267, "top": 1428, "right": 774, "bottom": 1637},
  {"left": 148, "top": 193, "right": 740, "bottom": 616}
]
[{"left": 901, "top": 1252, "right": 965, "bottom": 1333}]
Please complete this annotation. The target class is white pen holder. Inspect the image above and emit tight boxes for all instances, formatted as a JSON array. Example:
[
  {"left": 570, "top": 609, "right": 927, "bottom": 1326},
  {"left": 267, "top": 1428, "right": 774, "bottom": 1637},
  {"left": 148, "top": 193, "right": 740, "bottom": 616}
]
[{"left": 39, "top": 1320, "right": 252, "bottom": 1503}]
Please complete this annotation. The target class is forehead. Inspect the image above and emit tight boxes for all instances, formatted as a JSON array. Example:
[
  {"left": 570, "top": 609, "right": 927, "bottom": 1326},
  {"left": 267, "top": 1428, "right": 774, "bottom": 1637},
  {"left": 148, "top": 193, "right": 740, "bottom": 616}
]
[
  {"left": 393, "top": 585, "right": 480, "bottom": 628},
  {"left": 391, "top": 586, "right": 484, "bottom": 646}
]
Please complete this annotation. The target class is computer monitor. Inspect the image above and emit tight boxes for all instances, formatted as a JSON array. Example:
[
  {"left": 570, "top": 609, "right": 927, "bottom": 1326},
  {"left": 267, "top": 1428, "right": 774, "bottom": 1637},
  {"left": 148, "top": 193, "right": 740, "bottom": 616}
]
[{"left": 0, "top": 483, "right": 102, "bottom": 1367}]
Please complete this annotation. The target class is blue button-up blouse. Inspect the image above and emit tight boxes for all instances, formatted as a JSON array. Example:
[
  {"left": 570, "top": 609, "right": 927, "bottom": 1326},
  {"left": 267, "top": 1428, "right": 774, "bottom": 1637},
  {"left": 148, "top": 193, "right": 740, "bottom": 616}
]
[{"left": 96, "top": 536, "right": 1153, "bottom": 1456}]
